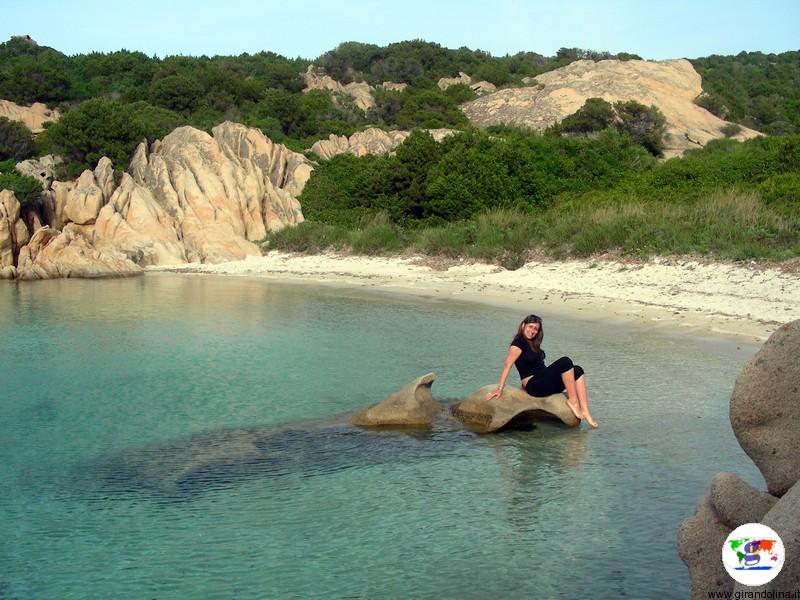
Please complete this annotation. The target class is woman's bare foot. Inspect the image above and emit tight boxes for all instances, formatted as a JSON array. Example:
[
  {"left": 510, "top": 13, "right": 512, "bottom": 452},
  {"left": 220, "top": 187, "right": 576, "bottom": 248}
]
[
  {"left": 565, "top": 397, "right": 583, "bottom": 420},
  {"left": 584, "top": 413, "right": 599, "bottom": 428}
]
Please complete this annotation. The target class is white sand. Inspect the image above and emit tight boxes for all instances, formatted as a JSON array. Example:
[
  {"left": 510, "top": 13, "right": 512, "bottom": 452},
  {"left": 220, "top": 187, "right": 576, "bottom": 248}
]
[{"left": 148, "top": 252, "right": 800, "bottom": 343}]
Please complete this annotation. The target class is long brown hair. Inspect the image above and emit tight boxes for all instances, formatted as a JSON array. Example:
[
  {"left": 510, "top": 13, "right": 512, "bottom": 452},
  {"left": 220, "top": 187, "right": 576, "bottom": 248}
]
[{"left": 513, "top": 314, "right": 544, "bottom": 353}]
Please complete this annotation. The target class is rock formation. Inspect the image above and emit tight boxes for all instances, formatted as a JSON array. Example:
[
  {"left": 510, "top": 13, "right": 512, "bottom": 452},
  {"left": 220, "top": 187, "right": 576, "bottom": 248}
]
[
  {"left": 310, "top": 127, "right": 457, "bottom": 160},
  {"left": 1, "top": 122, "right": 312, "bottom": 280},
  {"left": 0, "top": 99, "right": 60, "bottom": 133},
  {"left": 0, "top": 190, "right": 30, "bottom": 278},
  {"left": 351, "top": 372, "right": 439, "bottom": 427},
  {"left": 302, "top": 66, "right": 376, "bottom": 112},
  {"left": 677, "top": 320, "right": 800, "bottom": 598},
  {"left": 730, "top": 320, "right": 800, "bottom": 497},
  {"left": 452, "top": 386, "right": 580, "bottom": 433},
  {"left": 378, "top": 82, "right": 408, "bottom": 93},
  {"left": 460, "top": 59, "right": 761, "bottom": 158},
  {"left": 15, "top": 225, "right": 141, "bottom": 280},
  {"left": 15, "top": 154, "right": 62, "bottom": 189},
  {"left": 437, "top": 72, "right": 496, "bottom": 95}
]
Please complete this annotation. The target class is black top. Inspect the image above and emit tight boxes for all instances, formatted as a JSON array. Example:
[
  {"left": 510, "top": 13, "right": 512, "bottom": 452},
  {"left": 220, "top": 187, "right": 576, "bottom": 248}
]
[{"left": 510, "top": 334, "right": 546, "bottom": 379}]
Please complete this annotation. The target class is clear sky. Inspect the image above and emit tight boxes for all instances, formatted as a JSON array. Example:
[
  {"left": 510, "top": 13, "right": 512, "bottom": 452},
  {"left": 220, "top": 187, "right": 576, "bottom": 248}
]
[{"left": 2, "top": 0, "right": 798, "bottom": 60}]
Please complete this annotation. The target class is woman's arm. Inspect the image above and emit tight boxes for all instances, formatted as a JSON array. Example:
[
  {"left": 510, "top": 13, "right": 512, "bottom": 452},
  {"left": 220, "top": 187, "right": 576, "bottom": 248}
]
[{"left": 486, "top": 346, "right": 522, "bottom": 400}]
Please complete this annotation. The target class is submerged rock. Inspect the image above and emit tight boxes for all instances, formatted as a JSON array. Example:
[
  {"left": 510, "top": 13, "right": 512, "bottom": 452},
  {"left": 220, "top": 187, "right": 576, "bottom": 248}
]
[
  {"left": 351, "top": 372, "right": 439, "bottom": 428},
  {"left": 730, "top": 319, "right": 800, "bottom": 496},
  {"left": 452, "top": 386, "right": 580, "bottom": 433}
]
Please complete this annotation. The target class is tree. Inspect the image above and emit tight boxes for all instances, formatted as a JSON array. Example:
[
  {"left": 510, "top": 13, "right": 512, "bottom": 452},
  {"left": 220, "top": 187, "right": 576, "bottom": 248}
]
[
  {"left": 559, "top": 98, "right": 616, "bottom": 134},
  {"left": 0, "top": 117, "right": 37, "bottom": 161},
  {"left": 40, "top": 98, "right": 147, "bottom": 176},
  {"left": 613, "top": 101, "right": 667, "bottom": 156},
  {"left": 149, "top": 75, "right": 203, "bottom": 114}
]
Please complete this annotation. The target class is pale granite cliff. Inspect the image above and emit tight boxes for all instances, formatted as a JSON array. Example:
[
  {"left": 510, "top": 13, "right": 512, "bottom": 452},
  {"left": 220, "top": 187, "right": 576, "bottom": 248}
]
[
  {"left": 461, "top": 59, "right": 761, "bottom": 157},
  {"left": 1, "top": 122, "right": 311, "bottom": 280}
]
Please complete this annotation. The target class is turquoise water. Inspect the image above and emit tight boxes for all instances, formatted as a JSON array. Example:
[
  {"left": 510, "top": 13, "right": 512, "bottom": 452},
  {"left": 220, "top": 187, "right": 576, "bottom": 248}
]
[{"left": 0, "top": 274, "right": 763, "bottom": 599}]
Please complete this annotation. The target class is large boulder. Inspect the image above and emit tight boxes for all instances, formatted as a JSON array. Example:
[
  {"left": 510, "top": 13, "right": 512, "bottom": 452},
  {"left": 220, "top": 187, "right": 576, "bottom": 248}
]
[
  {"left": 0, "top": 190, "right": 30, "bottom": 269},
  {"left": 677, "top": 492, "right": 735, "bottom": 599},
  {"left": 438, "top": 72, "right": 472, "bottom": 91},
  {"left": 730, "top": 320, "right": 800, "bottom": 496},
  {"left": 452, "top": 386, "right": 580, "bottom": 433},
  {"left": 709, "top": 472, "right": 778, "bottom": 528},
  {"left": 733, "top": 480, "right": 800, "bottom": 595},
  {"left": 16, "top": 225, "right": 141, "bottom": 280},
  {"left": 351, "top": 373, "right": 439, "bottom": 428},
  {"left": 0, "top": 99, "right": 60, "bottom": 133},
  {"left": 461, "top": 59, "right": 761, "bottom": 157}
]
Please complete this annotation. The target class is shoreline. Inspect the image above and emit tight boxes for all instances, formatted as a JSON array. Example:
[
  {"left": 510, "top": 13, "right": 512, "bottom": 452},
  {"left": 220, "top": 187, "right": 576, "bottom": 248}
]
[{"left": 146, "top": 252, "right": 800, "bottom": 344}]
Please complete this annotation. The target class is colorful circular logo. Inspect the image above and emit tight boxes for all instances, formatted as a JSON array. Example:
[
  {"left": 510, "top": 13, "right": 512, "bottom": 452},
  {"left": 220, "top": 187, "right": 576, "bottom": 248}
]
[{"left": 722, "top": 523, "right": 785, "bottom": 586}]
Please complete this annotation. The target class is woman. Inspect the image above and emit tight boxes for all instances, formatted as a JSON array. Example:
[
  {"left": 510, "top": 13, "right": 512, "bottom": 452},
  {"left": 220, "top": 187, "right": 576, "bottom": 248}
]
[{"left": 486, "top": 314, "right": 598, "bottom": 428}]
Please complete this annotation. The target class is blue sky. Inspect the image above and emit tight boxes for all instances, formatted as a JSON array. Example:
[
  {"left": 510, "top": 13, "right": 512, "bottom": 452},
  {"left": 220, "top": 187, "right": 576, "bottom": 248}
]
[{"left": 2, "top": 0, "right": 798, "bottom": 60}]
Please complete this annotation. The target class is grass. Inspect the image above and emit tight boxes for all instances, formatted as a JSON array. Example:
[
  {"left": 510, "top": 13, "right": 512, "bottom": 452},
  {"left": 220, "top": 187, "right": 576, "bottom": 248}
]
[{"left": 263, "top": 188, "right": 800, "bottom": 268}]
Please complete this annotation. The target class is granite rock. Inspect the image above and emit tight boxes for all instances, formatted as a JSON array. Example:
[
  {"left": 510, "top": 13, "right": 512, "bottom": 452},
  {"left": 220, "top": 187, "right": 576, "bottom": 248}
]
[
  {"left": 351, "top": 373, "right": 439, "bottom": 428},
  {"left": 730, "top": 320, "right": 800, "bottom": 496},
  {"left": 452, "top": 386, "right": 580, "bottom": 433},
  {"left": 461, "top": 59, "right": 761, "bottom": 158}
]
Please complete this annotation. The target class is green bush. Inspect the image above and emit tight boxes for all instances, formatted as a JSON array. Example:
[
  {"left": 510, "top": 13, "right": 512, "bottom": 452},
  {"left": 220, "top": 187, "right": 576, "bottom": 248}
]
[
  {"left": 39, "top": 98, "right": 147, "bottom": 176},
  {"left": 0, "top": 162, "right": 43, "bottom": 208},
  {"left": 558, "top": 98, "right": 616, "bottom": 134},
  {"left": 720, "top": 122, "right": 743, "bottom": 137},
  {"left": 759, "top": 173, "right": 800, "bottom": 203},
  {"left": 0, "top": 116, "right": 37, "bottom": 161}
]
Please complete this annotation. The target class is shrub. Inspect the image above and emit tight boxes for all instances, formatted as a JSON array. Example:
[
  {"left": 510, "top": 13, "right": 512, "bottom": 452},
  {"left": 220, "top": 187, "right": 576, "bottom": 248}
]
[
  {"left": 39, "top": 98, "right": 147, "bottom": 176},
  {"left": 759, "top": 173, "right": 800, "bottom": 203},
  {"left": 720, "top": 122, "right": 743, "bottom": 137},
  {"left": 0, "top": 163, "right": 43, "bottom": 208},
  {"left": 149, "top": 75, "right": 204, "bottom": 114},
  {"left": 0, "top": 116, "right": 37, "bottom": 161},
  {"left": 559, "top": 98, "right": 616, "bottom": 134},
  {"left": 613, "top": 100, "right": 667, "bottom": 156}
]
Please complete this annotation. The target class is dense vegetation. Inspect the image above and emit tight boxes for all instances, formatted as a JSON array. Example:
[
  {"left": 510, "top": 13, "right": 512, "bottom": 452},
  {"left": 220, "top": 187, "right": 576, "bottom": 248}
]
[
  {"left": 266, "top": 130, "right": 800, "bottom": 265},
  {"left": 692, "top": 51, "right": 800, "bottom": 134},
  {"left": 0, "top": 159, "right": 42, "bottom": 207},
  {"left": 1, "top": 35, "right": 798, "bottom": 264},
  {"left": 0, "top": 36, "right": 645, "bottom": 175}
]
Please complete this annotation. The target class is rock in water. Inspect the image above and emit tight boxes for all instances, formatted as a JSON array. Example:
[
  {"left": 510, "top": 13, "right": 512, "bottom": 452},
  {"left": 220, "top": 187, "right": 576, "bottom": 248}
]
[
  {"left": 351, "top": 373, "right": 439, "bottom": 428},
  {"left": 730, "top": 320, "right": 800, "bottom": 496},
  {"left": 452, "top": 386, "right": 580, "bottom": 433}
]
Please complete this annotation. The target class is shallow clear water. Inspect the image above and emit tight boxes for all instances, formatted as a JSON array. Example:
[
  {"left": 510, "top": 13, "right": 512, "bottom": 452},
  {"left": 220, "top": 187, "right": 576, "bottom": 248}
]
[{"left": 0, "top": 274, "right": 763, "bottom": 599}]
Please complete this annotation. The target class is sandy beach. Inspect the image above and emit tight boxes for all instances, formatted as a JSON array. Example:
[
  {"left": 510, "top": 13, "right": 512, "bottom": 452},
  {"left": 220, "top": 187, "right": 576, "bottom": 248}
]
[{"left": 148, "top": 252, "right": 800, "bottom": 343}]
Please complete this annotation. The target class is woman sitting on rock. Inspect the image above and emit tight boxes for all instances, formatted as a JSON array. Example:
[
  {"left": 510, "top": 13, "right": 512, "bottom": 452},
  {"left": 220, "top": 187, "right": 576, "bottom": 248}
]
[{"left": 486, "top": 314, "right": 598, "bottom": 428}]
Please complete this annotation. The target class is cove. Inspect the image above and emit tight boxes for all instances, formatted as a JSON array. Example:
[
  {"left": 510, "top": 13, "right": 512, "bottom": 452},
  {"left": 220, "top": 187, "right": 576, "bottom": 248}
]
[{"left": 0, "top": 274, "right": 763, "bottom": 599}]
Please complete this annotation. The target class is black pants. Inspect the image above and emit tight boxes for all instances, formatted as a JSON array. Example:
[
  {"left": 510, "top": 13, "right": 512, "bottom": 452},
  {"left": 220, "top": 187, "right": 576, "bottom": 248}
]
[{"left": 524, "top": 356, "right": 585, "bottom": 397}]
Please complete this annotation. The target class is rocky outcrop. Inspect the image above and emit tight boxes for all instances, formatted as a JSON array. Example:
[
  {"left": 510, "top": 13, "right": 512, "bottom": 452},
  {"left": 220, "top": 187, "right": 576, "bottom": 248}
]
[
  {"left": 378, "top": 82, "right": 408, "bottom": 93},
  {"left": 678, "top": 320, "right": 800, "bottom": 598},
  {"left": 452, "top": 386, "right": 580, "bottom": 433},
  {"left": 730, "top": 320, "right": 800, "bottom": 497},
  {"left": 1, "top": 122, "right": 312, "bottom": 280},
  {"left": 0, "top": 99, "right": 60, "bottom": 133},
  {"left": 351, "top": 373, "right": 439, "bottom": 428},
  {"left": 437, "top": 72, "right": 495, "bottom": 95},
  {"left": 461, "top": 59, "right": 761, "bottom": 158},
  {"left": 310, "top": 127, "right": 457, "bottom": 160},
  {"left": 302, "top": 66, "right": 376, "bottom": 112},
  {"left": 16, "top": 225, "right": 140, "bottom": 280},
  {"left": 438, "top": 72, "right": 472, "bottom": 90},
  {"left": 0, "top": 190, "right": 30, "bottom": 270},
  {"left": 15, "top": 154, "right": 62, "bottom": 190}
]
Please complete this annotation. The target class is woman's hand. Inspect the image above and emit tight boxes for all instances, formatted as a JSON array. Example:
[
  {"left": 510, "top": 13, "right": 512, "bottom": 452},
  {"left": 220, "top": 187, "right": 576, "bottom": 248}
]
[{"left": 486, "top": 387, "right": 503, "bottom": 401}]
